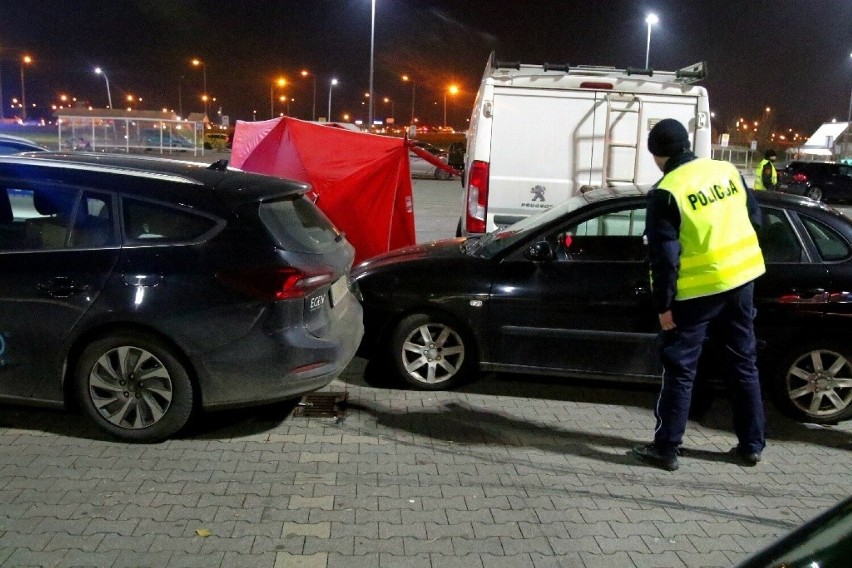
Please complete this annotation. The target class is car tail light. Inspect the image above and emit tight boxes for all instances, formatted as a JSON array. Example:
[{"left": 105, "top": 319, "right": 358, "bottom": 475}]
[
  {"left": 792, "top": 172, "right": 808, "bottom": 183},
  {"left": 465, "top": 160, "right": 489, "bottom": 233},
  {"left": 218, "top": 266, "right": 336, "bottom": 301},
  {"left": 579, "top": 81, "right": 614, "bottom": 90}
]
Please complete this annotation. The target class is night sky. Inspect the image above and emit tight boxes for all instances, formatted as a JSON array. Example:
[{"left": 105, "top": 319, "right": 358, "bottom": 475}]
[{"left": 0, "top": 0, "right": 850, "bottom": 135}]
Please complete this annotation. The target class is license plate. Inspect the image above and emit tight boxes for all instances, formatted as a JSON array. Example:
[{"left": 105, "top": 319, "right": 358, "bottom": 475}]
[{"left": 329, "top": 277, "right": 349, "bottom": 307}]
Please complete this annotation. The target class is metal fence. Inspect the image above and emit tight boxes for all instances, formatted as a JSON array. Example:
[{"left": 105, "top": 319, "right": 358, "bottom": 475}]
[{"left": 56, "top": 115, "right": 205, "bottom": 155}]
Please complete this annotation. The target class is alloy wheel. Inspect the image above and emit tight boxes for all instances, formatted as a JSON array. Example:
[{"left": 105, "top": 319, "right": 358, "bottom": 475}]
[
  {"left": 785, "top": 348, "right": 852, "bottom": 420},
  {"left": 88, "top": 345, "right": 174, "bottom": 430},
  {"left": 400, "top": 322, "right": 466, "bottom": 385}
]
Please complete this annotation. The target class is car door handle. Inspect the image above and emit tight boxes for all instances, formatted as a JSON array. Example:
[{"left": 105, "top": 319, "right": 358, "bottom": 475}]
[
  {"left": 37, "top": 277, "right": 89, "bottom": 298},
  {"left": 123, "top": 274, "right": 162, "bottom": 287},
  {"left": 633, "top": 283, "right": 651, "bottom": 295}
]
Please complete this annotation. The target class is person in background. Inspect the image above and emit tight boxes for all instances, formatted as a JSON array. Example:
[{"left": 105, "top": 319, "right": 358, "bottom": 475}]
[
  {"left": 754, "top": 149, "right": 778, "bottom": 190},
  {"left": 632, "top": 118, "right": 767, "bottom": 472}
]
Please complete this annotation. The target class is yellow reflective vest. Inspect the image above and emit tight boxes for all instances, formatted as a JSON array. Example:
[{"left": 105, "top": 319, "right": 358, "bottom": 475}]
[
  {"left": 753, "top": 159, "right": 777, "bottom": 190},
  {"left": 656, "top": 158, "right": 766, "bottom": 301}
]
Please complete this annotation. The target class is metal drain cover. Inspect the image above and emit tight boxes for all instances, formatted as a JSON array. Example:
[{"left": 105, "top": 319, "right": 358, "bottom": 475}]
[{"left": 293, "top": 392, "right": 348, "bottom": 418}]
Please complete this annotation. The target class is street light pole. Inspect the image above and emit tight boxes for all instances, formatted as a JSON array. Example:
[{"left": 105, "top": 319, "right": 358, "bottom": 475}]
[
  {"left": 368, "top": 0, "right": 376, "bottom": 128},
  {"left": 402, "top": 75, "right": 415, "bottom": 123},
  {"left": 846, "top": 52, "right": 852, "bottom": 158},
  {"left": 270, "top": 78, "right": 285, "bottom": 119},
  {"left": 443, "top": 85, "right": 458, "bottom": 129},
  {"left": 301, "top": 70, "right": 317, "bottom": 121},
  {"left": 328, "top": 78, "right": 338, "bottom": 121},
  {"left": 94, "top": 66, "right": 112, "bottom": 110},
  {"left": 20, "top": 55, "right": 31, "bottom": 121},
  {"left": 192, "top": 58, "right": 207, "bottom": 117},
  {"left": 645, "top": 13, "right": 658, "bottom": 69}
]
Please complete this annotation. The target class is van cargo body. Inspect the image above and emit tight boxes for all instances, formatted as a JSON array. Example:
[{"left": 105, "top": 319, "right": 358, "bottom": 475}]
[{"left": 461, "top": 55, "right": 711, "bottom": 234}]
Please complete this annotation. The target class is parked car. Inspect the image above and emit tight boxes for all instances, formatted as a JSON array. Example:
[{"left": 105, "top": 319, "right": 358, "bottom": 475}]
[
  {"left": 141, "top": 129, "right": 195, "bottom": 150},
  {"left": 203, "top": 131, "right": 229, "bottom": 151},
  {"left": 776, "top": 161, "right": 852, "bottom": 204},
  {"left": 409, "top": 140, "right": 453, "bottom": 180},
  {"left": 352, "top": 187, "right": 852, "bottom": 424},
  {"left": 736, "top": 495, "right": 852, "bottom": 568},
  {"left": 0, "top": 134, "right": 48, "bottom": 154},
  {"left": 0, "top": 153, "right": 363, "bottom": 441}
]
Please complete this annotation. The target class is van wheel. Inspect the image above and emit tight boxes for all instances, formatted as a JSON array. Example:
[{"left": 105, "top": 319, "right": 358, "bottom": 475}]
[
  {"left": 806, "top": 186, "right": 823, "bottom": 201},
  {"left": 75, "top": 332, "right": 194, "bottom": 442},
  {"left": 770, "top": 340, "right": 852, "bottom": 424},
  {"left": 389, "top": 313, "right": 475, "bottom": 390}
]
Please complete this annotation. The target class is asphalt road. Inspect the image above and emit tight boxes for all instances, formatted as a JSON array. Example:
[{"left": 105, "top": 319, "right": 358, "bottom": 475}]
[{"left": 1, "top": 156, "right": 850, "bottom": 568}]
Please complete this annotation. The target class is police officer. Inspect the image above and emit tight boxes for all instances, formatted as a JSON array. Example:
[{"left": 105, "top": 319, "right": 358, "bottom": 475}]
[
  {"left": 633, "top": 118, "right": 767, "bottom": 471},
  {"left": 754, "top": 149, "right": 778, "bottom": 190}
]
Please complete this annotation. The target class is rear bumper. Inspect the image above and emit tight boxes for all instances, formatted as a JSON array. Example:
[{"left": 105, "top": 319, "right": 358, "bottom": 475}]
[{"left": 196, "top": 295, "right": 363, "bottom": 410}]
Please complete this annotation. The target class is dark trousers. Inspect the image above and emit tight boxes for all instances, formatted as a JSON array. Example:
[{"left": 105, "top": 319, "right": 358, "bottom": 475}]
[{"left": 653, "top": 282, "right": 766, "bottom": 456}]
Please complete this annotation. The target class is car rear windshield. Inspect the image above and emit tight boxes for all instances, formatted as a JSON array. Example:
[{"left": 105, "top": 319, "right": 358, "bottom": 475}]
[{"left": 258, "top": 195, "right": 342, "bottom": 254}]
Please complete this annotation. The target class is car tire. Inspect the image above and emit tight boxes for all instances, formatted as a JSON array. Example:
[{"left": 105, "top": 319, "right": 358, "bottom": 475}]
[
  {"left": 75, "top": 332, "right": 194, "bottom": 442},
  {"left": 389, "top": 313, "right": 475, "bottom": 390},
  {"left": 806, "top": 186, "right": 823, "bottom": 201},
  {"left": 770, "top": 339, "right": 852, "bottom": 424},
  {"left": 434, "top": 167, "right": 452, "bottom": 181}
]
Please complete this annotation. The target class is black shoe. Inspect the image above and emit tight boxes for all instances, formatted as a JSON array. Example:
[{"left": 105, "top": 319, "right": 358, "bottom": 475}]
[
  {"left": 632, "top": 444, "right": 679, "bottom": 471},
  {"left": 731, "top": 447, "right": 762, "bottom": 466}
]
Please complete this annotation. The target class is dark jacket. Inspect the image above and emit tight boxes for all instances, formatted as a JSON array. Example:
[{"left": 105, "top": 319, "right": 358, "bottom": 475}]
[{"left": 645, "top": 152, "right": 762, "bottom": 313}]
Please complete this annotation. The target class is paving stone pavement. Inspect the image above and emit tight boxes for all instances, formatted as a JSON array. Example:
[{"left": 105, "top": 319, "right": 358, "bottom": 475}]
[
  {"left": 1, "top": 178, "right": 851, "bottom": 567},
  {"left": 1, "top": 357, "right": 850, "bottom": 568}
]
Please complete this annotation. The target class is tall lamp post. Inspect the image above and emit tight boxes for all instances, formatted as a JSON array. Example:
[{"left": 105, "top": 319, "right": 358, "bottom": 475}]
[
  {"left": 443, "top": 85, "right": 458, "bottom": 129},
  {"left": 382, "top": 97, "right": 394, "bottom": 121},
  {"left": 402, "top": 75, "right": 415, "bottom": 123},
  {"left": 368, "top": 0, "right": 376, "bottom": 127},
  {"left": 94, "top": 67, "right": 112, "bottom": 110},
  {"left": 845, "top": 52, "right": 852, "bottom": 159},
  {"left": 301, "top": 70, "right": 317, "bottom": 121},
  {"left": 192, "top": 58, "right": 207, "bottom": 117},
  {"left": 20, "top": 55, "right": 32, "bottom": 121},
  {"left": 270, "top": 77, "right": 285, "bottom": 119},
  {"left": 644, "top": 14, "right": 658, "bottom": 69},
  {"left": 327, "top": 78, "right": 338, "bottom": 121}
]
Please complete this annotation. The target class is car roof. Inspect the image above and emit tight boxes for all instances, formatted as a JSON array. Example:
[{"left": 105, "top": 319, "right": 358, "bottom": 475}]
[{"left": 0, "top": 152, "right": 310, "bottom": 207}]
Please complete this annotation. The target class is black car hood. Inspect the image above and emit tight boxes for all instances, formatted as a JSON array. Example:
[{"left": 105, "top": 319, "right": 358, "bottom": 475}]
[{"left": 353, "top": 237, "right": 468, "bottom": 274}]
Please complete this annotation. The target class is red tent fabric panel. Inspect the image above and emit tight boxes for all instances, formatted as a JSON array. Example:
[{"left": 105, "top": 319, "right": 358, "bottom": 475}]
[{"left": 230, "top": 118, "right": 415, "bottom": 263}]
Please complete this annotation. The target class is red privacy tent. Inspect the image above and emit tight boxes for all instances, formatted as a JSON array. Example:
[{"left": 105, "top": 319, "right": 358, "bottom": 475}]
[{"left": 229, "top": 117, "right": 416, "bottom": 264}]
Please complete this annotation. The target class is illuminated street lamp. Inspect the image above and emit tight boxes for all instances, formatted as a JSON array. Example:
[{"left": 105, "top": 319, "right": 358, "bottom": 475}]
[
  {"left": 94, "top": 67, "right": 112, "bottom": 110},
  {"left": 645, "top": 13, "right": 658, "bottom": 69},
  {"left": 443, "top": 85, "right": 459, "bottom": 128},
  {"left": 20, "top": 55, "right": 32, "bottom": 121},
  {"left": 327, "top": 78, "right": 338, "bottom": 121},
  {"left": 383, "top": 97, "right": 394, "bottom": 120},
  {"left": 402, "top": 75, "right": 415, "bottom": 123},
  {"left": 191, "top": 58, "right": 208, "bottom": 116},
  {"left": 270, "top": 77, "right": 286, "bottom": 119}
]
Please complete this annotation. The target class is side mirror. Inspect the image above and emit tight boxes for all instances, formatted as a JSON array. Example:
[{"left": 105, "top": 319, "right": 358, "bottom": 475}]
[{"left": 525, "top": 240, "right": 554, "bottom": 262}]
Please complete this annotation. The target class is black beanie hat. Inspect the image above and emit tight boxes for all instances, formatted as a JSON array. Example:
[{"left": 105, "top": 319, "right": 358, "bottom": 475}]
[
  {"left": 764, "top": 149, "right": 777, "bottom": 159},
  {"left": 648, "top": 119, "right": 690, "bottom": 157}
]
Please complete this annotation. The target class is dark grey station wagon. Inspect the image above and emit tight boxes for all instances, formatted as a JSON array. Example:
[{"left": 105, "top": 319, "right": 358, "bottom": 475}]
[{"left": 0, "top": 153, "right": 363, "bottom": 441}]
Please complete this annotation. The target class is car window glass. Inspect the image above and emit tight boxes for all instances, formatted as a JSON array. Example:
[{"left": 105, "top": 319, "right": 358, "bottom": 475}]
[
  {"left": 800, "top": 216, "right": 850, "bottom": 261},
  {"left": 69, "top": 192, "right": 116, "bottom": 248},
  {"left": 756, "top": 208, "right": 804, "bottom": 263},
  {"left": 1, "top": 186, "right": 77, "bottom": 251},
  {"left": 123, "top": 198, "right": 216, "bottom": 243},
  {"left": 258, "top": 195, "right": 341, "bottom": 254},
  {"left": 558, "top": 206, "right": 647, "bottom": 261}
]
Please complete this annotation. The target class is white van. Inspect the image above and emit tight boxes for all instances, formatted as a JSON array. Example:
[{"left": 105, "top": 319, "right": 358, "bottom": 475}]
[{"left": 460, "top": 53, "right": 711, "bottom": 235}]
